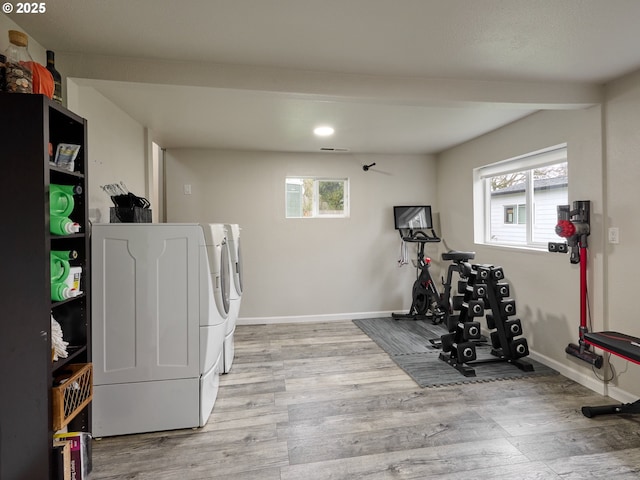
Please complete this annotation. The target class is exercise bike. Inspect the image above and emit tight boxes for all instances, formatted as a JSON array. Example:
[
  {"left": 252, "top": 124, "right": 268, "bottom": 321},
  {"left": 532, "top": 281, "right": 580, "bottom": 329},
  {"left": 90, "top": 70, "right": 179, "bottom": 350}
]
[
  {"left": 392, "top": 229, "right": 446, "bottom": 323},
  {"left": 392, "top": 232, "right": 478, "bottom": 327}
]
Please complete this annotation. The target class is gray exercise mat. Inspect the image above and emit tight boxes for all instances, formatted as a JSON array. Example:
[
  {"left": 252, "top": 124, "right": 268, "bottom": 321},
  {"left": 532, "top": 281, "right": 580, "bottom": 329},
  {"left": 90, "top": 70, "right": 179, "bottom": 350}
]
[{"left": 353, "top": 317, "right": 558, "bottom": 387}]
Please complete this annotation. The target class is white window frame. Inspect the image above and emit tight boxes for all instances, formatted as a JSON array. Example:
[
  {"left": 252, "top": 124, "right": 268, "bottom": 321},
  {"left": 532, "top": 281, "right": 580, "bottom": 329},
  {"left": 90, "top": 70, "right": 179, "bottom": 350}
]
[
  {"left": 473, "top": 144, "right": 567, "bottom": 249},
  {"left": 285, "top": 176, "right": 350, "bottom": 219}
]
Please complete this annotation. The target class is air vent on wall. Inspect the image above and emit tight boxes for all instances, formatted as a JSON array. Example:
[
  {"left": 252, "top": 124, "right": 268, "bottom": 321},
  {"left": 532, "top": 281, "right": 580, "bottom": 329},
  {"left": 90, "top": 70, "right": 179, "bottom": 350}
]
[{"left": 320, "top": 147, "right": 349, "bottom": 152}]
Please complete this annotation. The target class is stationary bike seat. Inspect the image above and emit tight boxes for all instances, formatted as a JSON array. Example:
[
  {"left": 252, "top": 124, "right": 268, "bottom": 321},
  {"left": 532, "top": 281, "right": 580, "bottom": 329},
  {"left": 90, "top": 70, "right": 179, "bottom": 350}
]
[{"left": 441, "top": 250, "right": 475, "bottom": 262}]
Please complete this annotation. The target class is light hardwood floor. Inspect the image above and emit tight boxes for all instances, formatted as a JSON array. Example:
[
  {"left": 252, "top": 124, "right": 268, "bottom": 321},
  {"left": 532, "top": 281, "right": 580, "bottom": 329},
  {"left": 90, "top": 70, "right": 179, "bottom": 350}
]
[{"left": 90, "top": 321, "right": 640, "bottom": 479}]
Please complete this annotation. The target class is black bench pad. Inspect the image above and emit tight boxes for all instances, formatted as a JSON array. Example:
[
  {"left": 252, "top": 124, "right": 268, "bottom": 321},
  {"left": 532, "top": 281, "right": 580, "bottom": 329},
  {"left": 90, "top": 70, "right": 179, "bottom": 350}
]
[{"left": 584, "top": 331, "right": 640, "bottom": 365}]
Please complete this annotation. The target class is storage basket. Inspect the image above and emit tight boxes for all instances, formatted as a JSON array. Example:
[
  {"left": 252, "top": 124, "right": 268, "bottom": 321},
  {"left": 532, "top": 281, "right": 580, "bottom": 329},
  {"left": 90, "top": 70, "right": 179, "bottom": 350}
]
[
  {"left": 52, "top": 363, "right": 93, "bottom": 431},
  {"left": 109, "top": 206, "right": 152, "bottom": 223}
]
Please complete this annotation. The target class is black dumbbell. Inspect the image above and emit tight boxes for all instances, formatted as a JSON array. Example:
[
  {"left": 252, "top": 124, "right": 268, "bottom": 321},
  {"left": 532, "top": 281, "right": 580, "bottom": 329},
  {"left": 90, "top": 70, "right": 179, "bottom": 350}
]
[
  {"left": 455, "top": 342, "right": 477, "bottom": 363},
  {"left": 458, "top": 280, "right": 468, "bottom": 294},
  {"left": 510, "top": 338, "right": 529, "bottom": 359},
  {"left": 491, "top": 267, "right": 504, "bottom": 280},
  {"left": 472, "top": 283, "right": 487, "bottom": 299},
  {"left": 500, "top": 299, "right": 516, "bottom": 317},
  {"left": 465, "top": 299, "right": 484, "bottom": 317},
  {"left": 496, "top": 283, "right": 510, "bottom": 298},
  {"left": 462, "top": 321, "right": 481, "bottom": 340},
  {"left": 441, "top": 333, "right": 454, "bottom": 352},
  {"left": 476, "top": 266, "right": 490, "bottom": 280},
  {"left": 452, "top": 295, "right": 465, "bottom": 311},
  {"left": 505, "top": 318, "right": 522, "bottom": 338},
  {"left": 446, "top": 314, "right": 459, "bottom": 332}
]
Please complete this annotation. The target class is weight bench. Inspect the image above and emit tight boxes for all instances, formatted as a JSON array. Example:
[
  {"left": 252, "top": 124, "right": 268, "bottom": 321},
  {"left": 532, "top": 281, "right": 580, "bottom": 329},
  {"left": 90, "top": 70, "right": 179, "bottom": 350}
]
[{"left": 581, "top": 331, "right": 640, "bottom": 418}]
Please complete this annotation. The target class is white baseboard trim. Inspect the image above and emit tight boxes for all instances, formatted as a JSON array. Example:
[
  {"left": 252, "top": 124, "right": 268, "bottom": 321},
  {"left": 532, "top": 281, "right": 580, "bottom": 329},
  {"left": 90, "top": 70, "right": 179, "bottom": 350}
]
[
  {"left": 237, "top": 311, "right": 396, "bottom": 326},
  {"left": 606, "top": 385, "right": 639, "bottom": 404},
  {"left": 527, "top": 350, "right": 607, "bottom": 396},
  {"left": 528, "top": 351, "right": 638, "bottom": 403}
]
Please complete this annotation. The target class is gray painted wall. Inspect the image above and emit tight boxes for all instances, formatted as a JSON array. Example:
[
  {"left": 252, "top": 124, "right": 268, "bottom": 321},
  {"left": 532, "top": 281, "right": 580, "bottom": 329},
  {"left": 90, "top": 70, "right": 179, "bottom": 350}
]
[{"left": 164, "top": 149, "right": 439, "bottom": 321}]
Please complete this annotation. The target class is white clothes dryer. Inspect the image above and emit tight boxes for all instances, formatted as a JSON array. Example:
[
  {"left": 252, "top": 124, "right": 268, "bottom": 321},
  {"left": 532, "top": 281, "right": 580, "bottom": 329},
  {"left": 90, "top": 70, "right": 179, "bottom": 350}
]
[
  {"left": 223, "top": 223, "right": 243, "bottom": 373},
  {"left": 198, "top": 223, "right": 230, "bottom": 423}
]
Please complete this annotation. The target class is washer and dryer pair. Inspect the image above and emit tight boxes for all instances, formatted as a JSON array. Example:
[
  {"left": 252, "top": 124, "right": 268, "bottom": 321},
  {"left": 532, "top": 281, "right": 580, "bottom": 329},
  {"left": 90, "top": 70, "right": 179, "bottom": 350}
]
[{"left": 91, "top": 222, "right": 242, "bottom": 437}]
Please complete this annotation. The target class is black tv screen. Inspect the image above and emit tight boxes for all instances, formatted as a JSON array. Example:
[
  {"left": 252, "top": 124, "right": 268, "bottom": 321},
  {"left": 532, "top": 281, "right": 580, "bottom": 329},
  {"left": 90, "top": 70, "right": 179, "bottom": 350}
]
[{"left": 394, "top": 205, "right": 433, "bottom": 230}]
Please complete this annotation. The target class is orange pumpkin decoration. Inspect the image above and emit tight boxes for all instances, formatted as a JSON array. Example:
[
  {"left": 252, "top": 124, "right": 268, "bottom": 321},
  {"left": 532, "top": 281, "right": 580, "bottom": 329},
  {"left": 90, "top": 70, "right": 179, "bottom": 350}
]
[{"left": 26, "top": 61, "right": 54, "bottom": 99}]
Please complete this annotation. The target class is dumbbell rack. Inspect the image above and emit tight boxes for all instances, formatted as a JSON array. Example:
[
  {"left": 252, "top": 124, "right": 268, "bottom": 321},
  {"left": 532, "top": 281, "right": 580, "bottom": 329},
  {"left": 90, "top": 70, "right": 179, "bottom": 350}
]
[{"left": 439, "top": 263, "right": 534, "bottom": 377}]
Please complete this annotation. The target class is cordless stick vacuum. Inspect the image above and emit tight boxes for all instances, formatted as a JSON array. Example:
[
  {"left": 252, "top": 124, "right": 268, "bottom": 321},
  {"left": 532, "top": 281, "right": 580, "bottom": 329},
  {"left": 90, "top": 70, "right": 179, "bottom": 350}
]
[{"left": 550, "top": 200, "right": 603, "bottom": 368}]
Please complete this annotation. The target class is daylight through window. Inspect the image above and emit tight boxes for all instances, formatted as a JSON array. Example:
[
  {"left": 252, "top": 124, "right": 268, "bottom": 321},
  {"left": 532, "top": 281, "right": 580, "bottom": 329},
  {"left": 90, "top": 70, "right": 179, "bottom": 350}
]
[
  {"left": 285, "top": 177, "right": 349, "bottom": 218},
  {"left": 473, "top": 145, "right": 568, "bottom": 249}
]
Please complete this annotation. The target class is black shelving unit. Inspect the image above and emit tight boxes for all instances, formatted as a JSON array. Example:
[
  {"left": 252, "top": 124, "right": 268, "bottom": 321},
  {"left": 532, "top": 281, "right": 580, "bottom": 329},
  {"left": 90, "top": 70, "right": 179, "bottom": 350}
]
[{"left": 0, "top": 93, "right": 91, "bottom": 479}]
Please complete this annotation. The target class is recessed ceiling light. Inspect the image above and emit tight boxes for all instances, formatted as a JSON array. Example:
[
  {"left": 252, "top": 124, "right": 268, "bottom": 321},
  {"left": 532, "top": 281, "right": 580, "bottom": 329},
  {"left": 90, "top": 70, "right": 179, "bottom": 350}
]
[{"left": 314, "top": 126, "right": 335, "bottom": 136}]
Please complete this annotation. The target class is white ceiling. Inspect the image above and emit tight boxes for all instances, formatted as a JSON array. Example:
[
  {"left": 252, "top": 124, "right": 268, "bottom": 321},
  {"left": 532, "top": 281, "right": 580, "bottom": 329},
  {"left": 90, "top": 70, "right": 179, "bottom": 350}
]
[{"left": 8, "top": 0, "right": 640, "bottom": 154}]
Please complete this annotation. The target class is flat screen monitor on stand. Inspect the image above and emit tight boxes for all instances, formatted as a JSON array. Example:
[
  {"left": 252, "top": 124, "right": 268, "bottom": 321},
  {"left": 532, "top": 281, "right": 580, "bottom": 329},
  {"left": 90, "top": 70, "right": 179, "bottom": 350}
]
[{"left": 393, "top": 205, "right": 438, "bottom": 241}]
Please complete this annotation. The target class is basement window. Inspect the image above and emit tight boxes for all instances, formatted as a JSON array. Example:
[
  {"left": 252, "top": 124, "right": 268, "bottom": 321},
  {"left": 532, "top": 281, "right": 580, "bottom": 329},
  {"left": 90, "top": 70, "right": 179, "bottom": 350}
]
[
  {"left": 285, "top": 177, "right": 349, "bottom": 218},
  {"left": 473, "top": 144, "right": 568, "bottom": 249}
]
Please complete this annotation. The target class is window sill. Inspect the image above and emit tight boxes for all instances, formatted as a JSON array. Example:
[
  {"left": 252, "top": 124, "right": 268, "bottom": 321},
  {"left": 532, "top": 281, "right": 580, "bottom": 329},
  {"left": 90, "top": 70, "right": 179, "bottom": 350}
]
[{"left": 475, "top": 242, "right": 551, "bottom": 254}]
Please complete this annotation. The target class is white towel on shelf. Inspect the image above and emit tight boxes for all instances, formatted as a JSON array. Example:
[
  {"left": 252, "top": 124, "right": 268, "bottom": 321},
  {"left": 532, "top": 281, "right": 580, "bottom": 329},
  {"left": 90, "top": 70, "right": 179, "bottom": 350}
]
[{"left": 51, "top": 315, "right": 69, "bottom": 361}]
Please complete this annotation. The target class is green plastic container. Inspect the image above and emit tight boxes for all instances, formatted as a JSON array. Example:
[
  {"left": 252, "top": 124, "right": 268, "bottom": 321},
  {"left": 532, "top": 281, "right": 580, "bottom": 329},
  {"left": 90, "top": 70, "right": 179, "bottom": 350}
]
[
  {"left": 50, "top": 184, "right": 81, "bottom": 217},
  {"left": 50, "top": 250, "right": 77, "bottom": 283}
]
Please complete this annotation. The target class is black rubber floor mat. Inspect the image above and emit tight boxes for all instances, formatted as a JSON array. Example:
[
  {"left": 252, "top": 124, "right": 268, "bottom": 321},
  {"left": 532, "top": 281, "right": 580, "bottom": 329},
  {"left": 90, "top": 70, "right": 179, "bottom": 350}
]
[{"left": 353, "top": 317, "right": 558, "bottom": 387}]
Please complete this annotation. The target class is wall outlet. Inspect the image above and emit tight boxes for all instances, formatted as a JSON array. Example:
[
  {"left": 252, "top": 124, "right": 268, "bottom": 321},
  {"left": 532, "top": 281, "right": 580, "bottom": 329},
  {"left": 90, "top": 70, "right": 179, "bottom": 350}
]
[
  {"left": 608, "top": 227, "right": 619, "bottom": 244},
  {"left": 183, "top": 184, "right": 192, "bottom": 195}
]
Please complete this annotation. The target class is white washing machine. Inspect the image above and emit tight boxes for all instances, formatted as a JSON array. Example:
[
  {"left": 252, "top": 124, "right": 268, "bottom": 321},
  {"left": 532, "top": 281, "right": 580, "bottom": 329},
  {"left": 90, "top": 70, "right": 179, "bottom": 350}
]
[
  {"left": 223, "top": 223, "right": 243, "bottom": 373},
  {"left": 91, "top": 223, "right": 229, "bottom": 437}
]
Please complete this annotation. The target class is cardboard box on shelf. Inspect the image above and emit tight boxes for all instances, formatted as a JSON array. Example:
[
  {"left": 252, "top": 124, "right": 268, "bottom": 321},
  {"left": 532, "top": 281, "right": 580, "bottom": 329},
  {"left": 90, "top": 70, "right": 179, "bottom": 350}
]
[{"left": 53, "top": 432, "right": 91, "bottom": 480}]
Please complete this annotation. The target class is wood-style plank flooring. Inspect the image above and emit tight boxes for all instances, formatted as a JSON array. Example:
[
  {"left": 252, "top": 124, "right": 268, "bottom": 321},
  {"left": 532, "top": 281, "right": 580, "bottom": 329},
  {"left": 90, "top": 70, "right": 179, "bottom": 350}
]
[{"left": 90, "top": 321, "right": 640, "bottom": 479}]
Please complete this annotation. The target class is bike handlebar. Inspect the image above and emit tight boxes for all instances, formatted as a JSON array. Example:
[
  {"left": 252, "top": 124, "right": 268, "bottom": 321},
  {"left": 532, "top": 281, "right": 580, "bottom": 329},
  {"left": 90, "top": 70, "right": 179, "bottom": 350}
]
[{"left": 402, "top": 229, "right": 441, "bottom": 243}]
